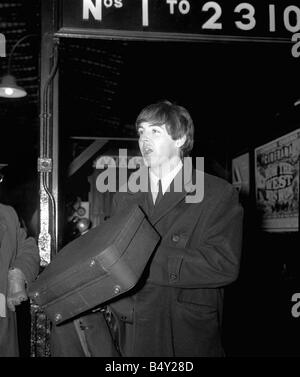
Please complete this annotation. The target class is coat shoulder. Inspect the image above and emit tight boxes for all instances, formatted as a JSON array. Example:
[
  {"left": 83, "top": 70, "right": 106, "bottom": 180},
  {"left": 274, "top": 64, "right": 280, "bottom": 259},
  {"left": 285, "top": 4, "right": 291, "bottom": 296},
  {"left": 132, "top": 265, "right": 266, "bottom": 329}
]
[
  {"left": 0, "top": 203, "right": 18, "bottom": 225},
  {"left": 203, "top": 172, "right": 237, "bottom": 201}
]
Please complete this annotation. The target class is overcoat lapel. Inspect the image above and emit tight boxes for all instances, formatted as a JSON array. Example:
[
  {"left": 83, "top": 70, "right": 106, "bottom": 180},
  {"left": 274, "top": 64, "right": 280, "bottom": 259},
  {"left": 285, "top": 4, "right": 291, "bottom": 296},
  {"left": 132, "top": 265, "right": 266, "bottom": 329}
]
[
  {"left": 149, "top": 167, "right": 196, "bottom": 226},
  {"left": 127, "top": 166, "right": 197, "bottom": 224}
]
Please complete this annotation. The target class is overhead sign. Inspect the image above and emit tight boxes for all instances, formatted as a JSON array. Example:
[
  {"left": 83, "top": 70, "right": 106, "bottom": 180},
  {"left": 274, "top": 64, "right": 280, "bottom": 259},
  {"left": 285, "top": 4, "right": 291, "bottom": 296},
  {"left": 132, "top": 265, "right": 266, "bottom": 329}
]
[{"left": 58, "top": 0, "right": 300, "bottom": 44}]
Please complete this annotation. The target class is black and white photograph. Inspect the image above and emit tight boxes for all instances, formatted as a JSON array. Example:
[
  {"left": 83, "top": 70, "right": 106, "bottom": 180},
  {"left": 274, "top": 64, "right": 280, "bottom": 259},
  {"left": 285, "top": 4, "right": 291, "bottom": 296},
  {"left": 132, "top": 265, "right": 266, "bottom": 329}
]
[{"left": 1, "top": 0, "right": 300, "bottom": 363}]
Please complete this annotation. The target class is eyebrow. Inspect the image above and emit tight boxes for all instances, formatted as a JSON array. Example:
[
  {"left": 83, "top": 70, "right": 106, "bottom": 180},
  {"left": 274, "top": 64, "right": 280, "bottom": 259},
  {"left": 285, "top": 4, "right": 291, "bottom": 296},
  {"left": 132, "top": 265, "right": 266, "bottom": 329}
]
[{"left": 137, "top": 122, "right": 165, "bottom": 129}]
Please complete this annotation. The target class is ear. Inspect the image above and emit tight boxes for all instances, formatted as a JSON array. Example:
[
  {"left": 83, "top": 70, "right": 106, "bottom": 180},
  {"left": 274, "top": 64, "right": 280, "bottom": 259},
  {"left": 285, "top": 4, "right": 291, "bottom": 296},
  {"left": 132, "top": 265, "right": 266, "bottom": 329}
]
[{"left": 175, "top": 135, "right": 186, "bottom": 148}]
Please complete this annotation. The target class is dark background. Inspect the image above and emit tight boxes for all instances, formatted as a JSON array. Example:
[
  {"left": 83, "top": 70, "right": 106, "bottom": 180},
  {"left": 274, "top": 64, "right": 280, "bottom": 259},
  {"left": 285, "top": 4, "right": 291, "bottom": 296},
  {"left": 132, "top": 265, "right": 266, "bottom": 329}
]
[{"left": 1, "top": 0, "right": 300, "bottom": 357}]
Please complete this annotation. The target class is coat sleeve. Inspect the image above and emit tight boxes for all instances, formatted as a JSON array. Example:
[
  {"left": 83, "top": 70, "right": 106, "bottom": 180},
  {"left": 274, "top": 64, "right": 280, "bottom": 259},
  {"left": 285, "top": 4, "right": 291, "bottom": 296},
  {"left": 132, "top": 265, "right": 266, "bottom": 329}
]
[
  {"left": 149, "top": 185, "right": 244, "bottom": 288},
  {"left": 10, "top": 209, "right": 40, "bottom": 284}
]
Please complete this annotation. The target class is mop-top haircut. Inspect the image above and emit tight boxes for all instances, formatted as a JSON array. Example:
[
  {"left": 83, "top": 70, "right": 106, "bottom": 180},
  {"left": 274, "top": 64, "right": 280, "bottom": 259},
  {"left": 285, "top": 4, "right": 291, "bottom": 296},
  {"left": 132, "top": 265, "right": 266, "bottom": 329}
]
[{"left": 135, "top": 100, "right": 194, "bottom": 157}]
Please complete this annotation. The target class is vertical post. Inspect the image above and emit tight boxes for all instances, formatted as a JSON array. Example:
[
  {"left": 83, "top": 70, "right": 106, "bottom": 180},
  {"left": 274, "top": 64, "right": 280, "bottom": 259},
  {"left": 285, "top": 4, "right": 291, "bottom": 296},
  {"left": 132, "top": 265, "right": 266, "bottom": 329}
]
[{"left": 31, "top": 0, "right": 59, "bottom": 357}]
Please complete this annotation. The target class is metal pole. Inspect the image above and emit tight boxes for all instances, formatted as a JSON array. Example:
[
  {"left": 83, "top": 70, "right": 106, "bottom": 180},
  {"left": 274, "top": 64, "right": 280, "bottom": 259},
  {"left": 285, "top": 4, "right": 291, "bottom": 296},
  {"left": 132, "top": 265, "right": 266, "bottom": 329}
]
[{"left": 31, "top": 0, "right": 59, "bottom": 357}]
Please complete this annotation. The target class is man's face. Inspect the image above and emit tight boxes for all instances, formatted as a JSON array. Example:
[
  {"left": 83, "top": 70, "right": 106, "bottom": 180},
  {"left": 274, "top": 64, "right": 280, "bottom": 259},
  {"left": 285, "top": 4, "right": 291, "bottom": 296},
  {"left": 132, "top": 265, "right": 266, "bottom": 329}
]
[{"left": 138, "top": 122, "right": 181, "bottom": 173}]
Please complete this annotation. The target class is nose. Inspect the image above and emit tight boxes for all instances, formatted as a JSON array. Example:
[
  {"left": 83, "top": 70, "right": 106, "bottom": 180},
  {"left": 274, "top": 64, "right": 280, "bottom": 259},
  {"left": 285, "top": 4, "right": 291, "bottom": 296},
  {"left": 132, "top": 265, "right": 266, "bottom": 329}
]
[{"left": 139, "top": 132, "right": 150, "bottom": 143}]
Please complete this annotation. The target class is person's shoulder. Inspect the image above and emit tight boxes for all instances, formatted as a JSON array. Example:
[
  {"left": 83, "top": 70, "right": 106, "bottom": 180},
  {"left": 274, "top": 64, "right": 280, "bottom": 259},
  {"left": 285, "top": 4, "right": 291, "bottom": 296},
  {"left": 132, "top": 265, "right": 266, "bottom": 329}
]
[
  {"left": 0, "top": 203, "right": 19, "bottom": 229},
  {"left": 203, "top": 171, "right": 236, "bottom": 198},
  {"left": 203, "top": 171, "right": 231, "bottom": 188},
  {"left": 0, "top": 203, "right": 17, "bottom": 218},
  {"left": 113, "top": 190, "right": 132, "bottom": 204},
  {"left": 113, "top": 188, "right": 141, "bottom": 207}
]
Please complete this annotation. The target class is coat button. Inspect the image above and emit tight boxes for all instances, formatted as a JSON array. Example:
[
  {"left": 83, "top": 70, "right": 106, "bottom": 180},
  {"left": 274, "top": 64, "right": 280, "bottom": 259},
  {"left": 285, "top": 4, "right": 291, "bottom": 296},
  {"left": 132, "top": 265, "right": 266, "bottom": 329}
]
[
  {"left": 79, "top": 320, "right": 89, "bottom": 330},
  {"left": 172, "top": 234, "right": 180, "bottom": 243},
  {"left": 169, "top": 273, "right": 177, "bottom": 281},
  {"left": 89, "top": 259, "right": 96, "bottom": 267},
  {"left": 113, "top": 285, "right": 121, "bottom": 294},
  {"left": 54, "top": 313, "right": 62, "bottom": 322}
]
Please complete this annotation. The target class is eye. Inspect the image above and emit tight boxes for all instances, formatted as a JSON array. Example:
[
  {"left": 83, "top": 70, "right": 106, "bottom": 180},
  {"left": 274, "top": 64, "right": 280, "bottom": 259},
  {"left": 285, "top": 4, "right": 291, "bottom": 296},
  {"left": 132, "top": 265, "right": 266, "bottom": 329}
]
[
  {"left": 152, "top": 128, "right": 161, "bottom": 134},
  {"left": 137, "top": 128, "right": 143, "bottom": 136}
]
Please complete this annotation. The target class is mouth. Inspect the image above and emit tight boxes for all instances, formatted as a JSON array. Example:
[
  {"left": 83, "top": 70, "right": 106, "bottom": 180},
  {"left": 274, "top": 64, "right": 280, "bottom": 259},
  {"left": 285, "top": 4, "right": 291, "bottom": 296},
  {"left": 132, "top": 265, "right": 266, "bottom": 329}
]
[{"left": 142, "top": 144, "right": 153, "bottom": 156}]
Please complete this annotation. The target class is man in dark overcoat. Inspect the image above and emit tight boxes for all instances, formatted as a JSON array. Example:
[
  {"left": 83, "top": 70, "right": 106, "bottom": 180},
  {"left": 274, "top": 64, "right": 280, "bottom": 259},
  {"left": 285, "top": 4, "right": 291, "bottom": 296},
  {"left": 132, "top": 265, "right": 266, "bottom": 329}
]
[{"left": 104, "top": 100, "right": 244, "bottom": 357}]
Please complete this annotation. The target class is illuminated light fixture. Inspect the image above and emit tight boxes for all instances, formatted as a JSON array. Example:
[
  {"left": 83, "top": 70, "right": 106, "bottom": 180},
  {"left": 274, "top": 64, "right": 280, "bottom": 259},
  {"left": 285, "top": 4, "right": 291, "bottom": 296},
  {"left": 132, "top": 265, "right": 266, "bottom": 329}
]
[
  {"left": 0, "top": 34, "right": 37, "bottom": 99},
  {"left": 294, "top": 98, "right": 300, "bottom": 107},
  {"left": 0, "top": 74, "right": 27, "bottom": 98}
]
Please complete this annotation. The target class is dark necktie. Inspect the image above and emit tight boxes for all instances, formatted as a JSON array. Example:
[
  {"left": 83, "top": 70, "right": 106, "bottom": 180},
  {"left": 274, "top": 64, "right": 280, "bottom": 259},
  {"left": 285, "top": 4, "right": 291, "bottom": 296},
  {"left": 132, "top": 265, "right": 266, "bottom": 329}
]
[{"left": 154, "top": 179, "right": 163, "bottom": 206}]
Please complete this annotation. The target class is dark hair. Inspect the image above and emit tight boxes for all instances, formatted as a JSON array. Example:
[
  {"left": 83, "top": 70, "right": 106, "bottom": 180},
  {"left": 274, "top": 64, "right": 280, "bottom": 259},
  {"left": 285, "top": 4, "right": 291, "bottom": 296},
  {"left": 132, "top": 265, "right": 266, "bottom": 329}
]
[{"left": 135, "top": 100, "right": 194, "bottom": 157}]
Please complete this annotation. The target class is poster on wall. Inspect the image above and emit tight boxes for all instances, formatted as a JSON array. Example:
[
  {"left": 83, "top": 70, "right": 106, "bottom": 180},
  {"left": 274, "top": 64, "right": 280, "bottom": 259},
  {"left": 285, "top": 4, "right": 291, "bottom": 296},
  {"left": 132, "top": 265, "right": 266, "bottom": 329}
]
[
  {"left": 232, "top": 153, "right": 250, "bottom": 196},
  {"left": 255, "top": 129, "right": 300, "bottom": 232}
]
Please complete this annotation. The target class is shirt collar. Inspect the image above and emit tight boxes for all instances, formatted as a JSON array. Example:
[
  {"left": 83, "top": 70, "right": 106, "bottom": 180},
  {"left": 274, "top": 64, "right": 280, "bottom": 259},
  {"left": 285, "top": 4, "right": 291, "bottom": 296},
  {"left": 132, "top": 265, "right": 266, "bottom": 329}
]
[{"left": 149, "top": 160, "right": 183, "bottom": 194}]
